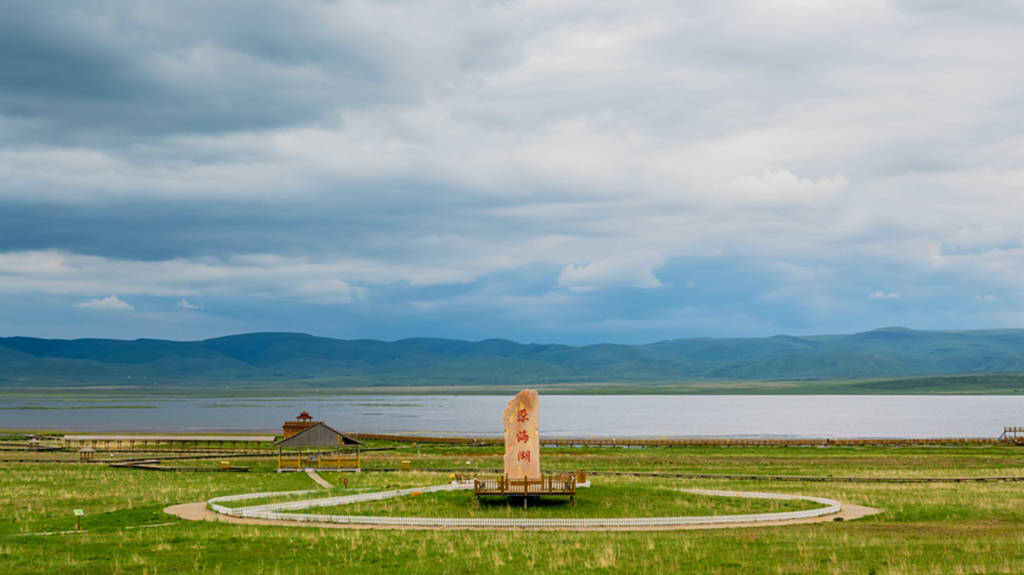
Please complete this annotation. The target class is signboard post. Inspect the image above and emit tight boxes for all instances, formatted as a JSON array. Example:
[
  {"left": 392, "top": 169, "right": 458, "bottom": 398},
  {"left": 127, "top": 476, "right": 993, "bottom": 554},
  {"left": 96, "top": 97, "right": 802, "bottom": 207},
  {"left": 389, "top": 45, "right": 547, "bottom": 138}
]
[
  {"left": 503, "top": 389, "right": 540, "bottom": 480},
  {"left": 73, "top": 509, "right": 84, "bottom": 531}
]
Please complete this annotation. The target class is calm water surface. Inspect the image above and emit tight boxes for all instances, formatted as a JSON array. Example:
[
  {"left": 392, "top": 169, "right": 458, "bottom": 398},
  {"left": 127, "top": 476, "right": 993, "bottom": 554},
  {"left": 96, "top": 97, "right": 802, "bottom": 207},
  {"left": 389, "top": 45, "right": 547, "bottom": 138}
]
[{"left": 2, "top": 395, "right": 1022, "bottom": 438}]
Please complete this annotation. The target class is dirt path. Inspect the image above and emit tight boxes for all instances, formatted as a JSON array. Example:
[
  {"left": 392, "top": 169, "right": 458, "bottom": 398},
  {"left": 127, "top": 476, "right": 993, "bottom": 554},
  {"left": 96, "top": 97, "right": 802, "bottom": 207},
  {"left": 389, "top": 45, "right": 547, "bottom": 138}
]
[
  {"left": 305, "top": 469, "right": 333, "bottom": 489},
  {"left": 164, "top": 501, "right": 881, "bottom": 531}
]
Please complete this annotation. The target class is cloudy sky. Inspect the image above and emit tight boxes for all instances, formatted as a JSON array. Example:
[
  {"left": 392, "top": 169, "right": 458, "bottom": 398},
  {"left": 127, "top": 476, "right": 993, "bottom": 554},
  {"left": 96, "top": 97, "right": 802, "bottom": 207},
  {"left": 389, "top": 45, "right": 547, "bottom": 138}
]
[{"left": 2, "top": 1, "right": 1023, "bottom": 344}]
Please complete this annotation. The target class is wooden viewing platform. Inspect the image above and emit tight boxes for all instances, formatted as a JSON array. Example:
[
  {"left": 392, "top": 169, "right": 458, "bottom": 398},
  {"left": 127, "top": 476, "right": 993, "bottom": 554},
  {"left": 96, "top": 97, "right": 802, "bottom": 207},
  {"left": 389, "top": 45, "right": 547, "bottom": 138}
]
[{"left": 473, "top": 474, "right": 577, "bottom": 508}]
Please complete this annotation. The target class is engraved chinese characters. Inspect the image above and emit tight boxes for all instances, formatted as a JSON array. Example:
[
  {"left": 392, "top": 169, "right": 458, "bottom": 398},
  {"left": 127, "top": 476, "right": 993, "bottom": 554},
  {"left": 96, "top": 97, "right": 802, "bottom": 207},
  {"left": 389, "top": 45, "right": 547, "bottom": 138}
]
[{"left": 503, "top": 389, "right": 540, "bottom": 478}]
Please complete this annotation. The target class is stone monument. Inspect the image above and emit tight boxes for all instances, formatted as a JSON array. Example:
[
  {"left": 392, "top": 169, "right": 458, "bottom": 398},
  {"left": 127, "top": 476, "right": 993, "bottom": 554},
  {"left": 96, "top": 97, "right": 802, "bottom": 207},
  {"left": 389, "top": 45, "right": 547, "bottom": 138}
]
[{"left": 503, "top": 389, "right": 540, "bottom": 479}]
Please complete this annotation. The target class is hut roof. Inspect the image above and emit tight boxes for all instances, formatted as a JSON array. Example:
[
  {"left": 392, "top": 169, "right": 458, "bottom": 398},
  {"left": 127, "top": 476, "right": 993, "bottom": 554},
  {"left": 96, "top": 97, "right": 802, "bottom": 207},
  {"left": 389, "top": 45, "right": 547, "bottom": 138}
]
[
  {"left": 79, "top": 445, "right": 95, "bottom": 452},
  {"left": 274, "top": 422, "right": 363, "bottom": 448}
]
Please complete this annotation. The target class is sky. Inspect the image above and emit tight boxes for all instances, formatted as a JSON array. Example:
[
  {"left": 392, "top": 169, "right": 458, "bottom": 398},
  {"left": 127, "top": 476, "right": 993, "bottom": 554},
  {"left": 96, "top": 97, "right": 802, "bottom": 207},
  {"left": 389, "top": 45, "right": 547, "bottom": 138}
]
[{"left": 1, "top": 1, "right": 1023, "bottom": 345}]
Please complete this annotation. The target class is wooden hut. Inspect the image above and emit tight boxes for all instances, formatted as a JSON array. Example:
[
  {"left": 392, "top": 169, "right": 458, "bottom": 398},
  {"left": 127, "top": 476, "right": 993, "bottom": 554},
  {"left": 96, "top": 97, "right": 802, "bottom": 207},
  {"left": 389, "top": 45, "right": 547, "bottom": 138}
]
[{"left": 275, "top": 422, "right": 363, "bottom": 472}]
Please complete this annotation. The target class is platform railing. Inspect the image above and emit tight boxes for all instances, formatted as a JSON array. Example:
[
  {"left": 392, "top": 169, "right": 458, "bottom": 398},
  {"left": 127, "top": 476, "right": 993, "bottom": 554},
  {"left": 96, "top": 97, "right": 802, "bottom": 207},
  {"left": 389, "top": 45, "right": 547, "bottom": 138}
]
[{"left": 473, "top": 474, "right": 576, "bottom": 496}]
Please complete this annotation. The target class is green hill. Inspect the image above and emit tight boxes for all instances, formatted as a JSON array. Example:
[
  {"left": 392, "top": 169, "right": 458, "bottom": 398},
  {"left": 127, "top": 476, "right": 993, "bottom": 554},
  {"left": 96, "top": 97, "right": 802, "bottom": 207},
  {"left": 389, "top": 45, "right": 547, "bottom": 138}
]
[{"left": 3, "top": 327, "right": 1024, "bottom": 391}]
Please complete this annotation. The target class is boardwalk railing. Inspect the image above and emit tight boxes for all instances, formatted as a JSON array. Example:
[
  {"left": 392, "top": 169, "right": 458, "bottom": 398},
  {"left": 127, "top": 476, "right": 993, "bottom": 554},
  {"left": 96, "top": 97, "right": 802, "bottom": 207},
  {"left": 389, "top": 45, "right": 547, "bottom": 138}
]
[
  {"left": 62, "top": 434, "right": 275, "bottom": 451},
  {"left": 350, "top": 433, "right": 1001, "bottom": 447}
]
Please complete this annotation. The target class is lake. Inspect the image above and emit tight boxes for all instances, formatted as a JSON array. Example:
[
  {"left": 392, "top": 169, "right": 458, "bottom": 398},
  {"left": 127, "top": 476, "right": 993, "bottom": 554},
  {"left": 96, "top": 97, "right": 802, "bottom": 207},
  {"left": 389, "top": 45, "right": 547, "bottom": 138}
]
[{"left": 2, "top": 394, "right": 1022, "bottom": 438}]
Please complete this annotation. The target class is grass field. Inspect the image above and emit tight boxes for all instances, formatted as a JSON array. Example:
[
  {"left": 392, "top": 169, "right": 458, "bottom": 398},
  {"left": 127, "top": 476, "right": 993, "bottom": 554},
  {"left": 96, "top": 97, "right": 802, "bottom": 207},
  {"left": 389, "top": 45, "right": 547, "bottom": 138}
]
[
  {"left": 270, "top": 476, "right": 822, "bottom": 519},
  {"left": 2, "top": 442, "right": 1024, "bottom": 573}
]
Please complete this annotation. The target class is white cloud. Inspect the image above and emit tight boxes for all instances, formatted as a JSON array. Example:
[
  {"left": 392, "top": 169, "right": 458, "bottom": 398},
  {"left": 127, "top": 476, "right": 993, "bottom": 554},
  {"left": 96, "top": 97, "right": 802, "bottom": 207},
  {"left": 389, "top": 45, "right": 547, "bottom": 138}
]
[
  {"left": 290, "top": 279, "right": 366, "bottom": 304},
  {"left": 176, "top": 299, "right": 203, "bottom": 310},
  {"left": 869, "top": 291, "right": 901, "bottom": 300},
  {"left": 723, "top": 170, "right": 849, "bottom": 206},
  {"left": 0, "top": 251, "right": 456, "bottom": 302},
  {"left": 557, "top": 256, "right": 663, "bottom": 291},
  {"left": 74, "top": 295, "right": 133, "bottom": 311},
  {"left": 976, "top": 294, "right": 1001, "bottom": 302}
]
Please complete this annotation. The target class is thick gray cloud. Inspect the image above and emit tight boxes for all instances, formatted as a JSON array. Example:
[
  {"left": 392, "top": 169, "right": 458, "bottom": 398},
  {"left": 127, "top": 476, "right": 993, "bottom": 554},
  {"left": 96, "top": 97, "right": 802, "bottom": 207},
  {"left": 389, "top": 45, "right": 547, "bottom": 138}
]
[
  {"left": 2, "top": 1, "right": 1023, "bottom": 342},
  {"left": 0, "top": 1, "right": 409, "bottom": 142}
]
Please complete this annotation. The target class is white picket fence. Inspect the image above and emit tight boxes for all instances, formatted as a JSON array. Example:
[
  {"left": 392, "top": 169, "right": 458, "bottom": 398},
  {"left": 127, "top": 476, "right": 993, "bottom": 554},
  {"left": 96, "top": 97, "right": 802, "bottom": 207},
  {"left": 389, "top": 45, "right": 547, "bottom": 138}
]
[{"left": 207, "top": 483, "right": 842, "bottom": 529}]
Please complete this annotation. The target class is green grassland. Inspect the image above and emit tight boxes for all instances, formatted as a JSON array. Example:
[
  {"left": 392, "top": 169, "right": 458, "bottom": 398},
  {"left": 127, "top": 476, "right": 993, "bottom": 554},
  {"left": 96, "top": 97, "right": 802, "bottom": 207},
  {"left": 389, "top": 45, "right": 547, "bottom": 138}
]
[
  {"left": 210, "top": 472, "right": 820, "bottom": 517},
  {"left": 3, "top": 442, "right": 1024, "bottom": 573},
  {"left": 287, "top": 478, "right": 821, "bottom": 519}
]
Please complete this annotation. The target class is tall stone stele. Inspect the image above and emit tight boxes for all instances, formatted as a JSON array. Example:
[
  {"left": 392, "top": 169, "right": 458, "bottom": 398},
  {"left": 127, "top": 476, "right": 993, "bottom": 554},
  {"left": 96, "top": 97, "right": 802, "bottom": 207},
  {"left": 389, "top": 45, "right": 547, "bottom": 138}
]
[{"left": 503, "top": 389, "right": 540, "bottom": 479}]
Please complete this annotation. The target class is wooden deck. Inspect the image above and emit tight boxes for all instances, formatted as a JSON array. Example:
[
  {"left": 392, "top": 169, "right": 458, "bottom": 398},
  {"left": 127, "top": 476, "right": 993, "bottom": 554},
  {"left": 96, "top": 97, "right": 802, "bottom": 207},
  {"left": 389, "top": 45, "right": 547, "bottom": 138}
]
[{"left": 473, "top": 474, "right": 576, "bottom": 507}]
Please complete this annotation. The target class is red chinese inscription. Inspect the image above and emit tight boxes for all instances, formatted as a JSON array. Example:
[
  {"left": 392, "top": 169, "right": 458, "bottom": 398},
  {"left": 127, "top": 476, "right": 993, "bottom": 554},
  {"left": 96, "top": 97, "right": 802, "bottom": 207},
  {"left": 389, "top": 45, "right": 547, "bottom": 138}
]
[
  {"left": 517, "top": 450, "right": 531, "bottom": 463},
  {"left": 516, "top": 429, "right": 530, "bottom": 444},
  {"left": 516, "top": 408, "right": 529, "bottom": 423}
]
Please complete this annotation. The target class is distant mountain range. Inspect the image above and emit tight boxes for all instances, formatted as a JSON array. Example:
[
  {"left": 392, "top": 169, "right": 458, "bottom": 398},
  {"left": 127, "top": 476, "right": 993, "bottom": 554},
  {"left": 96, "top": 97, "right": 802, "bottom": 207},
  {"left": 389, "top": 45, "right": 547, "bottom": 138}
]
[{"left": 3, "top": 327, "right": 1024, "bottom": 391}]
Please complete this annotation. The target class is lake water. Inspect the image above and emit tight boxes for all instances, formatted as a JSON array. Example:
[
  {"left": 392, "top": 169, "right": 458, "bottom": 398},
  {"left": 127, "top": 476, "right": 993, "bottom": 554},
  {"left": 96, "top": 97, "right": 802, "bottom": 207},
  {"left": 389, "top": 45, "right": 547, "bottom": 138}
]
[{"left": 2, "top": 395, "right": 1022, "bottom": 438}]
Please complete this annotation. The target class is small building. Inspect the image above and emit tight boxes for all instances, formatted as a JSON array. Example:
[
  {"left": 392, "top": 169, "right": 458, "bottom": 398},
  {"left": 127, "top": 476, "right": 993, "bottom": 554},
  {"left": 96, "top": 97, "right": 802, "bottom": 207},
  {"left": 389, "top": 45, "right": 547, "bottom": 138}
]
[
  {"left": 275, "top": 422, "right": 364, "bottom": 472},
  {"left": 78, "top": 445, "right": 95, "bottom": 461}
]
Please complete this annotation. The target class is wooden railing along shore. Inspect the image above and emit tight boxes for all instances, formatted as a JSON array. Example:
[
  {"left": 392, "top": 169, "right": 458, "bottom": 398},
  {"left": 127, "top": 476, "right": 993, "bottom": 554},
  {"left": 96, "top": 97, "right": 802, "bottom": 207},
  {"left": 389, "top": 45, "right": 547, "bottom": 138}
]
[{"left": 350, "top": 433, "right": 1009, "bottom": 447}]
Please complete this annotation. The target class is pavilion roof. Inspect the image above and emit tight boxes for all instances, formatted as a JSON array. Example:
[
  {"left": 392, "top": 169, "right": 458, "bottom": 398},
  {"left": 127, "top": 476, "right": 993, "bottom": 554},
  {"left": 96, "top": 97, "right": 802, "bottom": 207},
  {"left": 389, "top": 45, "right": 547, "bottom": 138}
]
[{"left": 274, "top": 422, "right": 363, "bottom": 448}]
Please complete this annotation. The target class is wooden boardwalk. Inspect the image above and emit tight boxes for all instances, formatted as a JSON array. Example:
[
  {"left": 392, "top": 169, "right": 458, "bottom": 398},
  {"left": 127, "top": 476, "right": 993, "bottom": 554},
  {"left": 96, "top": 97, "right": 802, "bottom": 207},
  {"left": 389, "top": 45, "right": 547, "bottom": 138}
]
[
  {"left": 62, "top": 434, "right": 275, "bottom": 451},
  {"left": 350, "top": 432, "right": 1003, "bottom": 447}
]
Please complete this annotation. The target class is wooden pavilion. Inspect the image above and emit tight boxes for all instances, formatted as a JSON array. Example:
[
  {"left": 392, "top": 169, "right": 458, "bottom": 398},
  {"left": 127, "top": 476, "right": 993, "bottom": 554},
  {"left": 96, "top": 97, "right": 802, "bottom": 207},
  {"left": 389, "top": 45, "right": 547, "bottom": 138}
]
[
  {"left": 1000, "top": 426, "right": 1024, "bottom": 445},
  {"left": 282, "top": 411, "right": 316, "bottom": 439},
  {"left": 275, "top": 422, "right": 364, "bottom": 472}
]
